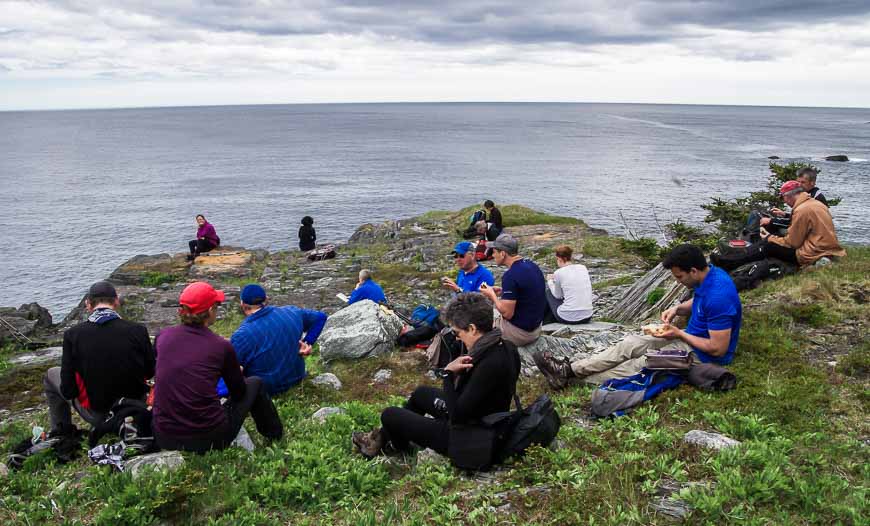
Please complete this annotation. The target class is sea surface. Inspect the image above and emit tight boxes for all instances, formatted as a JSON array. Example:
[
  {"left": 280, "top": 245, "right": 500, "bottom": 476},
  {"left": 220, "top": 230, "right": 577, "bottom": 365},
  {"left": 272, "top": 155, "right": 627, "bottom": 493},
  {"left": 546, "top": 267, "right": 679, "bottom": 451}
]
[{"left": 1, "top": 103, "right": 869, "bottom": 318}]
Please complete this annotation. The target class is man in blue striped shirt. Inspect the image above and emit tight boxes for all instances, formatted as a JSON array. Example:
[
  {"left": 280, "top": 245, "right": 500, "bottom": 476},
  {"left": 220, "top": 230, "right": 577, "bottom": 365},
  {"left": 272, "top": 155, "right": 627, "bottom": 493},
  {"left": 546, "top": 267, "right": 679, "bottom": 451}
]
[{"left": 231, "top": 284, "right": 328, "bottom": 395}]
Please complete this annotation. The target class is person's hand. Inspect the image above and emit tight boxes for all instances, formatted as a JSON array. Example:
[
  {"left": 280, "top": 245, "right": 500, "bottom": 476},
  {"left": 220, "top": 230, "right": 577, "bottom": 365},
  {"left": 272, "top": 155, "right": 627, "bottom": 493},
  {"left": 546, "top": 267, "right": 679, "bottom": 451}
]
[
  {"left": 478, "top": 282, "right": 497, "bottom": 300},
  {"left": 760, "top": 217, "right": 772, "bottom": 227},
  {"left": 441, "top": 277, "right": 460, "bottom": 292},
  {"left": 760, "top": 227, "right": 770, "bottom": 239},
  {"left": 298, "top": 341, "right": 312, "bottom": 356},
  {"left": 657, "top": 324, "right": 683, "bottom": 340},
  {"left": 445, "top": 355, "right": 474, "bottom": 374},
  {"left": 660, "top": 306, "right": 678, "bottom": 324},
  {"left": 771, "top": 207, "right": 786, "bottom": 217}
]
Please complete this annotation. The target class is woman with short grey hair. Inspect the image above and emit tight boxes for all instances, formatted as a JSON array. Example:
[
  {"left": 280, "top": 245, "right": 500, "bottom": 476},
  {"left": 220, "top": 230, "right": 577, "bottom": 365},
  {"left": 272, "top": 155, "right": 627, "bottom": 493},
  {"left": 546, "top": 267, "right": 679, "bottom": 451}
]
[{"left": 352, "top": 293, "right": 520, "bottom": 462}]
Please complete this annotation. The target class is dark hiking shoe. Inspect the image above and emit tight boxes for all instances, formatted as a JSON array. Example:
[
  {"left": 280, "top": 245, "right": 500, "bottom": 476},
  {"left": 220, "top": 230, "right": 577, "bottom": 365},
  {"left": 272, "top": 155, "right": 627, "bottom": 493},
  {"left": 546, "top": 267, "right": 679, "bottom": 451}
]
[
  {"left": 352, "top": 428, "right": 385, "bottom": 459},
  {"left": 532, "top": 350, "right": 574, "bottom": 390}
]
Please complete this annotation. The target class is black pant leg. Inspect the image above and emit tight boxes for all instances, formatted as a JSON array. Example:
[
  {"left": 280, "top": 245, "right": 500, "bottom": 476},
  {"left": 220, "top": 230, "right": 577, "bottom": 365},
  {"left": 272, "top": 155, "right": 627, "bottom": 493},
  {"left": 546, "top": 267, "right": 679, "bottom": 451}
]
[
  {"left": 761, "top": 242, "right": 799, "bottom": 265},
  {"left": 195, "top": 239, "right": 216, "bottom": 255},
  {"left": 404, "top": 386, "right": 447, "bottom": 418},
  {"left": 227, "top": 377, "right": 283, "bottom": 441},
  {"left": 380, "top": 407, "right": 450, "bottom": 454},
  {"left": 189, "top": 240, "right": 198, "bottom": 255}
]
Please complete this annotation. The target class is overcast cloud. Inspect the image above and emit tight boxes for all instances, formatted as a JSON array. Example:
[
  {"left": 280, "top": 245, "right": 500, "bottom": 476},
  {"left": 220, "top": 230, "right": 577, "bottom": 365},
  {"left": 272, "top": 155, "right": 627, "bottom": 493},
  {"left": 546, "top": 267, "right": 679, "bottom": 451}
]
[{"left": 1, "top": 1, "right": 870, "bottom": 109}]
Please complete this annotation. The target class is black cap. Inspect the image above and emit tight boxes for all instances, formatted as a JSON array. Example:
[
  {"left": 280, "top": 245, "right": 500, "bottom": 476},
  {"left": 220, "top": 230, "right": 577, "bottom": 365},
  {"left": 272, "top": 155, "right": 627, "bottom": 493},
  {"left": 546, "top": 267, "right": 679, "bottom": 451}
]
[{"left": 88, "top": 281, "right": 118, "bottom": 299}]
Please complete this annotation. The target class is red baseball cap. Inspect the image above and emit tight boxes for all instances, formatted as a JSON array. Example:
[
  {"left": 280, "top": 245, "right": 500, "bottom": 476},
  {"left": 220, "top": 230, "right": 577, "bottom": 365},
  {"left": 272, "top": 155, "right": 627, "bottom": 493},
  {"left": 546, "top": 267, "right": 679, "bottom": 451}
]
[
  {"left": 179, "top": 281, "right": 225, "bottom": 314},
  {"left": 779, "top": 180, "right": 801, "bottom": 196}
]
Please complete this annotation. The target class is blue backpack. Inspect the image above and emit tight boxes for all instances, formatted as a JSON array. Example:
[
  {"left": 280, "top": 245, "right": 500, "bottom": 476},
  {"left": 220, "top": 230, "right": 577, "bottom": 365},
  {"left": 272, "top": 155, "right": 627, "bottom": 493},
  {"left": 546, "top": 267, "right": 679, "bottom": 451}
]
[
  {"left": 411, "top": 305, "right": 441, "bottom": 328},
  {"left": 591, "top": 369, "right": 685, "bottom": 418}
]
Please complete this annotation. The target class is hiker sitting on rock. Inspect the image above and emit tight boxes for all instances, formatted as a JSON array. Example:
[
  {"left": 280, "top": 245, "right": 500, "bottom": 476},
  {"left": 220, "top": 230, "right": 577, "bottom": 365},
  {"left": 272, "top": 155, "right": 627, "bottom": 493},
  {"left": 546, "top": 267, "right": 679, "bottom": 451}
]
[
  {"left": 188, "top": 214, "right": 220, "bottom": 261},
  {"left": 298, "top": 216, "right": 316, "bottom": 252},
  {"left": 484, "top": 200, "right": 504, "bottom": 241},
  {"left": 43, "top": 281, "right": 154, "bottom": 436},
  {"left": 152, "top": 282, "right": 283, "bottom": 453},
  {"left": 719, "top": 181, "right": 846, "bottom": 270},
  {"left": 534, "top": 244, "right": 742, "bottom": 389},
  {"left": 347, "top": 269, "right": 387, "bottom": 305},
  {"left": 231, "top": 284, "right": 328, "bottom": 395},
  {"left": 441, "top": 241, "right": 495, "bottom": 294},
  {"left": 352, "top": 293, "right": 520, "bottom": 459},
  {"left": 461, "top": 207, "right": 488, "bottom": 239},
  {"left": 478, "top": 234, "right": 547, "bottom": 347},
  {"left": 544, "top": 245, "right": 594, "bottom": 325}
]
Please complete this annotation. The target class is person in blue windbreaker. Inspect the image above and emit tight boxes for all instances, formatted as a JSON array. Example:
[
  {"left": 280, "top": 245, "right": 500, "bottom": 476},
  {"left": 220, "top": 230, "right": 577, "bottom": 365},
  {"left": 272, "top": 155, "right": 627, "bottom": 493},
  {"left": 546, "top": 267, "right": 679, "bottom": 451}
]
[
  {"left": 347, "top": 269, "right": 387, "bottom": 305},
  {"left": 230, "top": 284, "right": 328, "bottom": 395}
]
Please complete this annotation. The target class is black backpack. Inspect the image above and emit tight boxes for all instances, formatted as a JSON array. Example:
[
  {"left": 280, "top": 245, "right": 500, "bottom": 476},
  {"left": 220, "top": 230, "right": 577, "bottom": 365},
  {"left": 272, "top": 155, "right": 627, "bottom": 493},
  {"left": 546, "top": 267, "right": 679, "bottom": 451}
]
[
  {"left": 89, "top": 397, "right": 154, "bottom": 448},
  {"left": 490, "top": 394, "right": 561, "bottom": 463},
  {"left": 448, "top": 394, "right": 561, "bottom": 471},
  {"left": 710, "top": 238, "right": 754, "bottom": 271},
  {"left": 729, "top": 258, "right": 796, "bottom": 292}
]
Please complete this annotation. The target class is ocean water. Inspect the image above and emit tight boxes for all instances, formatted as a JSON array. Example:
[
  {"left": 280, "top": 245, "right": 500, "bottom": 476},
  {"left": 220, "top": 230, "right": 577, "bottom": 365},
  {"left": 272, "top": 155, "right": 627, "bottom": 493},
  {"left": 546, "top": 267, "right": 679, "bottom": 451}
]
[{"left": 1, "top": 102, "right": 868, "bottom": 318}]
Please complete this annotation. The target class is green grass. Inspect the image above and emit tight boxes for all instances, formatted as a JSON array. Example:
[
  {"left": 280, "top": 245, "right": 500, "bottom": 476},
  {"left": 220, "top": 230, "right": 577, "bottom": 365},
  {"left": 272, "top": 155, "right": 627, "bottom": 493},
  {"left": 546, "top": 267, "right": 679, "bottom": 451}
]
[
  {"left": 416, "top": 204, "right": 585, "bottom": 232},
  {"left": 1, "top": 246, "right": 868, "bottom": 524},
  {"left": 140, "top": 271, "right": 179, "bottom": 287}
]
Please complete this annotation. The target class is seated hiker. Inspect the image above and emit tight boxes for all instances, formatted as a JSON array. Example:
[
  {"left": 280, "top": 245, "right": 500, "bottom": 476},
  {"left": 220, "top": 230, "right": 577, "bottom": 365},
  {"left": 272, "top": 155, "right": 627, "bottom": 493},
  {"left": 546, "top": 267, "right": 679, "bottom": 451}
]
[
  {"left": 479, "top": 234, "right": 547, "bottom": 346},
  {"left": 462, "top": 207, "right": 488, "bottom": 239},
  {"left": 534, "top": 244, "right": 742, "bottom": 388},
  {"left": 352, "top": 293, "right": 520, "bottom": 459},
  {"left": 475, "top": 237, "right": 493, "bottom": 261},
  {"left": 298, "top": 216, "right": 316, "bottom": 251},
  {"left": 544, "top": 245, "right": 594, "bottom": 325},
  {"left": 744, "top": 167, "right": 829, "bottom": 240},
  {"left": 43, "top": 281, "right": 154, "bottom": 435},
  {"left": 152, "top": 282, "right": 283, "bottom": 453},
  {"left": 347, "top": 269, "right": 387, "bottom": 305},
  {"left": 484, "top": 200, "right": 504, "bottom": 241},
  {"left": 441, "top": 241, "right": 495, "bottom": 294},
  {"left": 718, "top": 180, "right": 846, "bottom": 270},
  {"left": 188, "top": 214, "right": 220, "bottom": 261},
  {"left": 231, "top": 284, "right": 328, "bottom": 395}
]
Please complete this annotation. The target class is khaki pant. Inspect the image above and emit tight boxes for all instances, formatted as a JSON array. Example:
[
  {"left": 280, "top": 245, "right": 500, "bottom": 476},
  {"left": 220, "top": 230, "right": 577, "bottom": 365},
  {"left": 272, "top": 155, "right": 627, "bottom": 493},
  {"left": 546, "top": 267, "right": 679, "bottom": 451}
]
[
  {"left": 495, "top": 316, "right": 541, "bottom": 347},
  {"left": 570, "top": 335, "right": 693, "bottom": 385}
]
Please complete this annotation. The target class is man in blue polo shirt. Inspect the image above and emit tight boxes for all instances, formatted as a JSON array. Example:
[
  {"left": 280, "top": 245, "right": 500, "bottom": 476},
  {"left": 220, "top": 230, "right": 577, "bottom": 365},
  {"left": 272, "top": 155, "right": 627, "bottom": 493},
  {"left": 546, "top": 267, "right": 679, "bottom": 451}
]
[
  {"left": 347, "top": 269, "right": 387, "bottom": 305},
  {"left": 533, "top": 244, "right": 742, "bottom": 389},
  {"left": 442, "top": 241, "right": 495, "bottom": 294},
  {"left": 230, "top": 284, "right": 328, "bottom": 395}
]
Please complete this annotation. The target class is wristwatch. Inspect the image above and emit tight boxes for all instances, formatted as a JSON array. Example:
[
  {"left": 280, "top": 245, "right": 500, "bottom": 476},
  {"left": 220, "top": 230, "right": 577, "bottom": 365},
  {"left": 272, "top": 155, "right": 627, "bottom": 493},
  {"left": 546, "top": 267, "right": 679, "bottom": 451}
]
[{"left": 434, "top": 368, "right": 452, "bottom": 379}]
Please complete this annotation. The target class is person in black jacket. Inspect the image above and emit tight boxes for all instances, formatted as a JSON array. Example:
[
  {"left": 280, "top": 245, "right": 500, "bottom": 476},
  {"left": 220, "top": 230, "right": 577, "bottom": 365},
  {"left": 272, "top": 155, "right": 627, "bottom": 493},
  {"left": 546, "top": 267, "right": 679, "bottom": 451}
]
[
  {"left": 298, "top": 216, "right": 316, "bottom": 251},
  {"left": 352, "top": 293, "right": 520, "bottom": 458},
  {"left": 484, "top": 200, "right": 504, "bottom": 241},
  {"left": 43, "top": 281, "right": 154, "bottom": 434}
]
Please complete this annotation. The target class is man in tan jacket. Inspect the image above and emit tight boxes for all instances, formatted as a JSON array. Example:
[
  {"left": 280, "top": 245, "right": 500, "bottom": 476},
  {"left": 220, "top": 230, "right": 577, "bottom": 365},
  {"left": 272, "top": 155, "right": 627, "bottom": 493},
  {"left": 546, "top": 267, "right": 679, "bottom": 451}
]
[{"left": 725, "top": 180, "right": 846, "bottom": 269}]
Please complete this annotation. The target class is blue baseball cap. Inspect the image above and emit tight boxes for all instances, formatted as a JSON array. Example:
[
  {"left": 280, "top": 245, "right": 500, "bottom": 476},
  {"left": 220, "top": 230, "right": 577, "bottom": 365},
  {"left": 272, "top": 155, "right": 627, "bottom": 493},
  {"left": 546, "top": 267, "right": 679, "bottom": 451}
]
[
  {"left": 451, "top": 241, "right": 474, "bottom": 257},
  {"left": 240, "top": 284, "right": 267, "bottom": 305}
]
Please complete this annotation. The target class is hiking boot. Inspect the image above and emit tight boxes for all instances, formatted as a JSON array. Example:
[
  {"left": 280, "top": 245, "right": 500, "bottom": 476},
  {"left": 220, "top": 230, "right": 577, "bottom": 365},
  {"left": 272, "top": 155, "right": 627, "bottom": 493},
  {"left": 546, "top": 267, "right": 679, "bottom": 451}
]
[
  {"left": 532, "top": 350, "right": 574, "bottom": 390},
  {"left": 352, "top": 428, "right": 385, "bottom": 459}
]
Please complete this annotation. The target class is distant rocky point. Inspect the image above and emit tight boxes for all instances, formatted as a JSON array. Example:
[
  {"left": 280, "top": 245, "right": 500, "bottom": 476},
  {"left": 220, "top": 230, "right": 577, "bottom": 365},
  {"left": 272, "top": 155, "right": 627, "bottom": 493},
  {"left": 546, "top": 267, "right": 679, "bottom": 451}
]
[{"left": 824, "top": 155, "right": 849, "bottom": 162}]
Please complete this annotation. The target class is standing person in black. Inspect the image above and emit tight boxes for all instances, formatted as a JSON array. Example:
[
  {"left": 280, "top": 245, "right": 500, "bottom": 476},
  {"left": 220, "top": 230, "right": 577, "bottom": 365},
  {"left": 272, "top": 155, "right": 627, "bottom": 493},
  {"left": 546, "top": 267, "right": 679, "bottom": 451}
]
[
  {"left": 352, "top": 293, "right": 520, "bottom": 458},
  {"left": 484, "top": 200, "right": 504, "bottom": 241},
  {"left": 43, "top": 281, "right": 154, "bottom": 434},
  {"left": 298, "top": 216, "right": 316, "bottom": 251}
]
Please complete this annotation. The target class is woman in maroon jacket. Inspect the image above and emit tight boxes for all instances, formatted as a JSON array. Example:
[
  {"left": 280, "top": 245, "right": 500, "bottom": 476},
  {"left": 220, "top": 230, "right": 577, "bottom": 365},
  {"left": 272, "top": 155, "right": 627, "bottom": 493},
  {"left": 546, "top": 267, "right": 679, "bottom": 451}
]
[{"left": 188, "top": 214, "right": 220, "bottom": 261}]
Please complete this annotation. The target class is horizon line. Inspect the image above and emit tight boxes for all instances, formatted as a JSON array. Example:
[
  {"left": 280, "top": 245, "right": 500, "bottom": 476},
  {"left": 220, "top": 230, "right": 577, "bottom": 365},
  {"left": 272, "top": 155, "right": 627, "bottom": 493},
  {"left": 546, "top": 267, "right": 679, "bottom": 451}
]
[{"left": 3, "top": 100, "right": 870, "bottom": 114}]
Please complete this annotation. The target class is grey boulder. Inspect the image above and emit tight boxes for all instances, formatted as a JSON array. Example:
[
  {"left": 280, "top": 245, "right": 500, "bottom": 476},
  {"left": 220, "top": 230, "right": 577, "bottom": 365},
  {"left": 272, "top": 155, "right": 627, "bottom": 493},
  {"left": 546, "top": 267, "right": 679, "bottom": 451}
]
[
  {"left": 684, "top": 430, "right": 741, "bottom": 450},
  {"left": 125, "top": 451, "right": 185, "bottom": 479},
  {"left": 311, "top": 373, "right": 343, "bottom": 391},
  {"left": 311, "top": 407, "right": 347, "bottom": 423},
  {"left": 373, "top": 369, "right": 392, "bottom": 384},
  {"left": 318, "top": 300, "right": 403, "bottom": 362}
]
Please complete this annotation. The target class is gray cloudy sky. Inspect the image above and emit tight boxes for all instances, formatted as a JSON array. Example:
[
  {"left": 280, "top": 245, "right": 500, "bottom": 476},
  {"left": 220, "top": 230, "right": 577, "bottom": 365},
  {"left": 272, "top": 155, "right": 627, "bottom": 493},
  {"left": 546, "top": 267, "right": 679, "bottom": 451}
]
[{"left": 2, "top": 0, "right": 870, "bottom": 110}]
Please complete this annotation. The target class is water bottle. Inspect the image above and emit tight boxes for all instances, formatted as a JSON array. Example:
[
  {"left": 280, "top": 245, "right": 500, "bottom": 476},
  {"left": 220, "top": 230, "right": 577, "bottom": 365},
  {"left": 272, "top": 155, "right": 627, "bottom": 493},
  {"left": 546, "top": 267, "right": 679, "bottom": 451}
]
[{"left": 120, "top": 416, "right": 137, "bottom": 442}]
